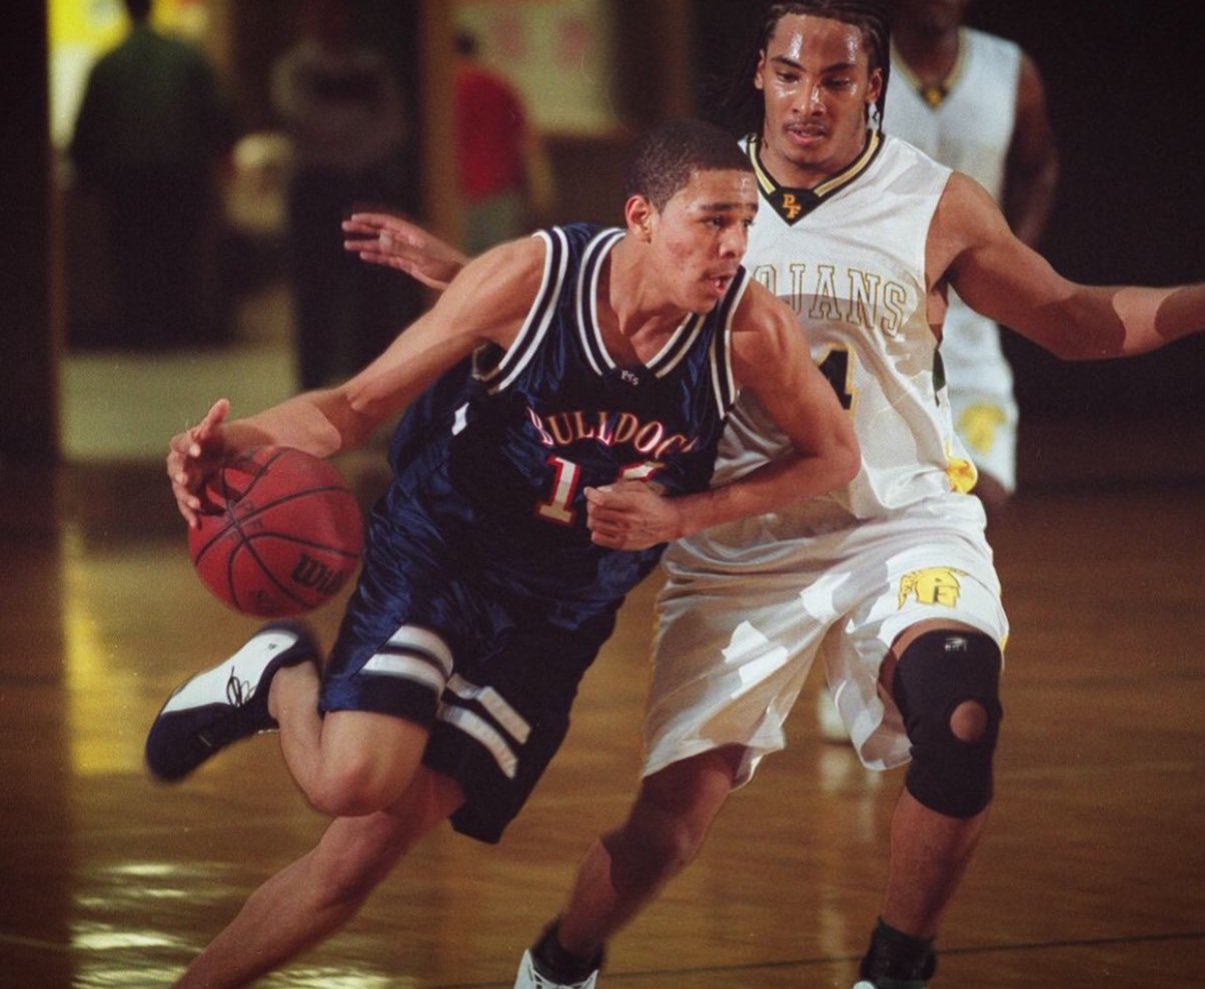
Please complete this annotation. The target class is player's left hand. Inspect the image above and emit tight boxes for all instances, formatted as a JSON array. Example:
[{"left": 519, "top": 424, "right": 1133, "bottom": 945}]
[
  {"left": 585, "top": 481, "right": 681, "bottom": 551},
  {"left": 342, "top": 212, "right": 468, "bottom": 290}
]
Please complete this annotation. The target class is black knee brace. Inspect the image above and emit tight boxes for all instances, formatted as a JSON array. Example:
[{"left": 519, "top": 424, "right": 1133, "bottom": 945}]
[{"left": 892, "top": 630, "right": 1003, "bottom": 818}]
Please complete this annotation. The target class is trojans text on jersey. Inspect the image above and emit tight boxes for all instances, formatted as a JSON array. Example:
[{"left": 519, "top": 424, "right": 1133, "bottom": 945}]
[{"left": 749, "top": 261, "right": 914, "bottom": 339}]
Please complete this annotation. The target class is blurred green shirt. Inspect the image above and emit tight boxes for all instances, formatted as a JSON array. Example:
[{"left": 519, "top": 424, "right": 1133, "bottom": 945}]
[{"left": 70, "top": 23, "right": 237, "bottom": 182}]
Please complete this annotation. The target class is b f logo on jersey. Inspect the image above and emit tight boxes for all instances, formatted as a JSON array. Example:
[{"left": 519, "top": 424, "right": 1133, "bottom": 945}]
[
  {"left": 768, "top": 187, "right": 820, "bottom": 225},
  {"left": 898, "top": 567, "right": 967, "bottom": 608}
]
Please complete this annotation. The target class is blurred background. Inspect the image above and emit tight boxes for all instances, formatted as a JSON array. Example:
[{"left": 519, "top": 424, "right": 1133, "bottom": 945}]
[
  {"left": 1, "top": 4, "right": 1202, "bottom": 986},
  {"left": 3, "top": 0, "right": 1203, "bottom": 474}
]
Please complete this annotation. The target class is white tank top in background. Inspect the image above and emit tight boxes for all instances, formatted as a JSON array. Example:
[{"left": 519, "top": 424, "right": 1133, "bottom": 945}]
[{"left": 885, "top": 28, "right": 1022, "bottom": 405}]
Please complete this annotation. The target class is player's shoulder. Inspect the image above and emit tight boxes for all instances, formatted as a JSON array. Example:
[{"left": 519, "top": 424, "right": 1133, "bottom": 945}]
[
  {"left": 875, "top": 133, "right": 955, "bottom": 192},
  {"left": 727, "top": 277, "right": 799, "bottom": 370},
  {"left": 940, "top": 169, "right": 1006, "bottom": 217},
  {"left": 436, "top": 235, "right": 552, "bottom": 342},
  {"left": 930, "top": 170, "right": 1014, "bottom": 264},
  {"left": 461, "top": 232, "right": 548, "bottom": 286}
]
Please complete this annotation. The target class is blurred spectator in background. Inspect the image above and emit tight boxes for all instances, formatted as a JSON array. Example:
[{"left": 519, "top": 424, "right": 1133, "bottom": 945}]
[
  {"left": 272, "top": 0, "right": 419, "bottom": 390},
  {"left": 69, "top": 0, "right": 238, "bottom": 349},
  {"left": 454, "top": 29, "right": 555, "bottom": 254},
  {"left": 886, "top": 0, "right": 1059, "bottom": 517},
  {"left": 819, "top": 0, "right": 1059, "bottom": 747}
]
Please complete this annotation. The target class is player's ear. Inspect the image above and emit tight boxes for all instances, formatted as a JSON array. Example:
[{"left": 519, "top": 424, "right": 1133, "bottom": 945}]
[
  {"left": 625, "top": 195, "right": 656, "bottom": 242},
  {"left": 754, "top": 49, "right": 768, "bottom": 92},
  {"left": 866, "top": 65, "right": 884, "bottom": 110}
]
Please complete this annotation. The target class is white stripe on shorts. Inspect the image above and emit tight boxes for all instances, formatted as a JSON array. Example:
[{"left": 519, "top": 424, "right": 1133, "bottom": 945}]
[
  {"left": 361, "top": 625, "right": 454, "bottom": 692},
  {"left": 438, "top": 705, "right": 519, "bottom": 779},
  {"left": 447, "top": 673, "right": 532, "bottom": 745}
]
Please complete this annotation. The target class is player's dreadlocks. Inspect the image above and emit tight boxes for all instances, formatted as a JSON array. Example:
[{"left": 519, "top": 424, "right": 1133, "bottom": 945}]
[{"left": 711, "top": 0, "right": 892, "bottom": 139}]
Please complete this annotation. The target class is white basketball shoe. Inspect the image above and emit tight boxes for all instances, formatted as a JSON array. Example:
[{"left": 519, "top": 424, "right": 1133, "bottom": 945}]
[{"left": 514, "top": 949, "right": 599, "bottom": 989}]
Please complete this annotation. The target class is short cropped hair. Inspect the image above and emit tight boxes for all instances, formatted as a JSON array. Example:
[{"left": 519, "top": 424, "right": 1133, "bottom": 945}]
[{"left": 624, "top": 118, "right": 753, "bottom": 211}]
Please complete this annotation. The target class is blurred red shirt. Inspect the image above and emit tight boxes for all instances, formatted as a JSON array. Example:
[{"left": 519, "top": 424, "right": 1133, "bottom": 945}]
[{"left": 455, "top": 65, "right": 528, "bottom": 202}]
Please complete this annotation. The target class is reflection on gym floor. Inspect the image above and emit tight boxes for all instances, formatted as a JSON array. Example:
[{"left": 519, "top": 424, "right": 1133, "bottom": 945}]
[{"left": 5, "top": 405, "right": 1205, "bottom": 987}]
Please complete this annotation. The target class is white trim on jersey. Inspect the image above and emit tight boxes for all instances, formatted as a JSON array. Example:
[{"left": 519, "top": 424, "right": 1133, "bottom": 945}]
[
  {"left": 709, "top": 272, "right": 748, "bottom": 414},
  {"left": 649, "top": 311, "right": 705, "bottom": 378},
  {"left": 574, "top": 227, "right": 716, "bottom": 382},
  {"left": 484, "top": 228, "right": 570, "bottom": 395},
  {"left": 577, "top": 228, "right": 631, "bottom": 375}
]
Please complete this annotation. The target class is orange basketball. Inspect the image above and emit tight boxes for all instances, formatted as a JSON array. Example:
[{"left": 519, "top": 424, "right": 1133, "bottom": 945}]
[{"left": 188, "top": 446, "right": 364, "bottom": 617}]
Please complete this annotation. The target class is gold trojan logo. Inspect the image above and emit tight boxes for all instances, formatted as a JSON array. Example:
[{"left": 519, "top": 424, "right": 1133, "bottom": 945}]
[{"left": 898, "top": 568, "right": 967, "bottom": 608}]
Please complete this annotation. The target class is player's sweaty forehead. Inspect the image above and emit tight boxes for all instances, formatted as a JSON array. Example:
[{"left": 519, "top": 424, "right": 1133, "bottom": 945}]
[
  {"left": 669, "top": 169, "right": 758, "bottom": 216},
  {"left": 765, "top": 13, "right": 869, "bottom": 76}
]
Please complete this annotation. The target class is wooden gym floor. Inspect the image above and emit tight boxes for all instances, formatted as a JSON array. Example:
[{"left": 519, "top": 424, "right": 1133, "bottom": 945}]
[{"left": 2, "top": 330, "right": 1204, "bottom": 986}]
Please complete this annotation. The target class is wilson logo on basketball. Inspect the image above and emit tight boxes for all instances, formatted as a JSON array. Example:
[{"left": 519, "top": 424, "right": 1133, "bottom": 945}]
[
  {"left": 290, "top": 553, "right": 351, "bottom": 597},
  {"left": 189, "top": 446, "right": 364, "bottom": 617}
]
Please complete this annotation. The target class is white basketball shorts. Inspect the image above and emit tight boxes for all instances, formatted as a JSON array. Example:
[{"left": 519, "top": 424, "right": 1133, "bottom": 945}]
[{"left": 643, "top": 497, "right": 1009, "bottom": 782}]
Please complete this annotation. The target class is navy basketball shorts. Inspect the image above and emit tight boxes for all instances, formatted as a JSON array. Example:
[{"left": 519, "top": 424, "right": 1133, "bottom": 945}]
[{"left": 319, "top": 506, "right": 620, "bottom": 843}]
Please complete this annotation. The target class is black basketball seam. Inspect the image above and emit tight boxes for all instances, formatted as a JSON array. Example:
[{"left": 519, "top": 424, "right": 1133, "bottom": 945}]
[
  {"left": 190, "top": 449, "right": 276, "bottom": 563},
  {"left": 241, "top": 532, "right": 362, "bottom": 560},
  {"left": 191, "top": 485, "right": 360, "bottom": 564},
  {"left": 234, "top": 537, "right": 309, "bottom": 613},
  {"left": 190, "top": 448, "right": 362, "bottom": 615},
  {"left": 224, "top": 447, "right": 274, "bottom": 500}
]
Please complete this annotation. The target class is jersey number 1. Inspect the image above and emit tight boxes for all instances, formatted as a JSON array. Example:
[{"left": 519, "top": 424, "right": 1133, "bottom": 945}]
[{"left": 537, "top": 457, "right": 659, "bottom": 526}]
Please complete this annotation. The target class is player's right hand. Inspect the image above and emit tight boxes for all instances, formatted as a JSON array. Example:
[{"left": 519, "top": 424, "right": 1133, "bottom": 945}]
[
  {"left": 585, "top": 480, "right": 682, "bottom": 551},
  {"left": 167, "top": 398, "right": 230, "bottom": 528}
]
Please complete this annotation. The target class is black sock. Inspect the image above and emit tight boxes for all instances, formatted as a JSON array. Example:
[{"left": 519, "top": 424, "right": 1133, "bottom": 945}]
[
  {"left": 859, "top": 917, "right": 937, "bottom": 981},
  {"left": 531, "top": 920, "right": 604, "bottom": 983}
]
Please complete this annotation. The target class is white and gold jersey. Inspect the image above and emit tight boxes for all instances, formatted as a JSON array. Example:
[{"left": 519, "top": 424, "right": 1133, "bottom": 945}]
[
  {"left": 648, "top": 134, "right": 1005, "bottom": 777},
  {"left": 886, "top": 29, "right": 1024, "bottom": 487},
  {"left": 886, "top": 29, "right": 1019, "bottom": 203},
  {"left": 684, "top": 132, "right": 978, "bottom": 572}
]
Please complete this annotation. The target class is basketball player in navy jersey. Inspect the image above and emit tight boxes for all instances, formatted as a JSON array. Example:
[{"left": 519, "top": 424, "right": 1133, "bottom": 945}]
[
  {"left": 144, "top": 119, "right": 858, "bottom": 989},
  {"left": 348, "top": 5, "right": 1205, "bottom": 987}
]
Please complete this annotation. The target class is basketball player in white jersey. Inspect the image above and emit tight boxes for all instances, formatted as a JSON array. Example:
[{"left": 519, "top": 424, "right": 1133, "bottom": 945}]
[
  {"left": 887, "top": 0, "right": 1058, "bottom": 514},
  {"left": 345, "top": 5, "right": 1205, "bottom": 985}
]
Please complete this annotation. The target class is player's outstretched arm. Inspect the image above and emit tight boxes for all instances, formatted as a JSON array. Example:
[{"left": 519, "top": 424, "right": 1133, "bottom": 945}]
[
  {"left": 164, "top": 387, "right": 369, "bottom": 529},
  {"left": 167, "top": 239, "right": 545, "bottom": 528},
  {"left": 342, "top": 212, "right": 469, "bottom": 290},
  {"left": 940, "top": 174, "right": 1205, "bottom": 359}
]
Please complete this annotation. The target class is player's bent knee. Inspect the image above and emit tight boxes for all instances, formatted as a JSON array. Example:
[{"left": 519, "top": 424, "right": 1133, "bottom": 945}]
[
  {"left": 310, "top": 712, "right": 428, "bottom": 816},
  {"left": 892, "top": 630, "right": 1003, "bottom": 819},
  {"left": 311, "top": 763, "right": 397, "bottom": 817},
  {"left": 949, "top": 697, "right": 989, "bottom": 743}
]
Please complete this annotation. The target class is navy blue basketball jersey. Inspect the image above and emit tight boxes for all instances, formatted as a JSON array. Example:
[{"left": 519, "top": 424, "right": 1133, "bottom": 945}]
[{"left": 383, "top": 223, "right": 750, "bottom": 603}]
